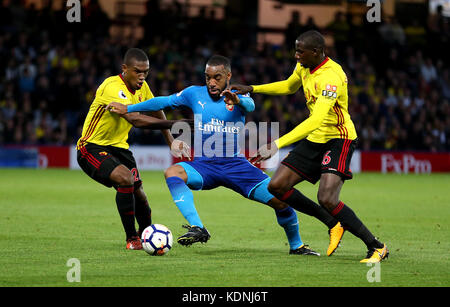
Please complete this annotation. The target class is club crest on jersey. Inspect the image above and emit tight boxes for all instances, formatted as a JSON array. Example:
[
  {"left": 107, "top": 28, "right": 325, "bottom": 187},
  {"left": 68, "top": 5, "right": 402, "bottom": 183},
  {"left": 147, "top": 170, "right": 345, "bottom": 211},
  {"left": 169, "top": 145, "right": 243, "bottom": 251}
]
[
  {"left": 118, "top": 90, "right": 128, "bottom": 99},
  {"left": 225, "top": 104, "right": 234, "bottom": 111},
  {"left": 99, "top": 151, "right": 108, "bottom": 156},
  {"left": 138, "top": 94, "right": 143, "bottom": 102}
]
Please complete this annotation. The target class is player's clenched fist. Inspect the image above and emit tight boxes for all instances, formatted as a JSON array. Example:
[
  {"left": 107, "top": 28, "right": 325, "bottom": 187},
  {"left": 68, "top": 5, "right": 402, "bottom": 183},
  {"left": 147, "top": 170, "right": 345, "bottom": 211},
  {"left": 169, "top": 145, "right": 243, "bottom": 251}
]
[{"left": 106, "top": 102, "right": 128, "bottom": 115}]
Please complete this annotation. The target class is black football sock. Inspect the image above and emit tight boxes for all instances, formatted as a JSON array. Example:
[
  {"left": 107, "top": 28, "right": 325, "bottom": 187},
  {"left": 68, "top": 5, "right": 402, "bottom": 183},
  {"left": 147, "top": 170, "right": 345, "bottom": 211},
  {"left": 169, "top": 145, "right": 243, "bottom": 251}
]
[
  {"left": 135, "top": 197, "right": 152, "bottom": 235},
  {"left": 331, "top": 201, "right": 383, "bottom": 249},
  {"left": 280, "top": 188, "right": 339, "bottom": 229},
  {"left": 116, "top": 185, "right": 137, "bottom": 239}
]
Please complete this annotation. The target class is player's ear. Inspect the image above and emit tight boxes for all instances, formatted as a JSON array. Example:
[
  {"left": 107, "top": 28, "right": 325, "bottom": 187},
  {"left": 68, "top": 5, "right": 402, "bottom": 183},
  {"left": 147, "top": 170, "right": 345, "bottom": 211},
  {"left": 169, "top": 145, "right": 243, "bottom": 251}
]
[
  {"left": 227, "top": 71, "right": 232, "bottom": 82},
  {"left": 121, "top": 64, "right": 128, "bottom": 75}
]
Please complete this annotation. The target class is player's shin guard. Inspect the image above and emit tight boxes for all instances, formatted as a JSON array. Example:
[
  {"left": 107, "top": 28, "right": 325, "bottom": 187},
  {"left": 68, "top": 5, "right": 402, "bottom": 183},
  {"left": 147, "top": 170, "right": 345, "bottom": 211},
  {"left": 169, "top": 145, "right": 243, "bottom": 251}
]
[
  {"left": 280, "top": 188, "right": 338, "bottom": 229},
  {"left": 116, "top": 185, "right": 137, "bottom": 239},
  {"left": 166, "top": 176, "right": 204, "bottom": 228},
  {"left": 330, "top": 201, "right": 383, "bottom": 249},
  {"left": 275, "top": 206, "right": 303, "bottom": 250}
]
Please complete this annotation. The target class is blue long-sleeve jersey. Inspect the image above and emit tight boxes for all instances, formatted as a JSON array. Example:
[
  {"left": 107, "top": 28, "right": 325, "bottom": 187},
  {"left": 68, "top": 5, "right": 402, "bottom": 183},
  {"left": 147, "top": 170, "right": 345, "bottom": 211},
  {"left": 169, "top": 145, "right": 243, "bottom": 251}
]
[{"left": 127, "top": 85, "right": 255, "bottom": 158}]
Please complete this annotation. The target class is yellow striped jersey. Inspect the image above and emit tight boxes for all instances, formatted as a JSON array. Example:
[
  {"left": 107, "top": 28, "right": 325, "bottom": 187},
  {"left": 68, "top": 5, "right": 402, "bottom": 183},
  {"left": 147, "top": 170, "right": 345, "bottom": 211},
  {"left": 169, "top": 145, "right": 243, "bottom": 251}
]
[
  {"left": 252, "top": 57, "right": 357, "bottom": 147},
  {"left": 76, "top": 74, "right": 154, "bottom": 150}
]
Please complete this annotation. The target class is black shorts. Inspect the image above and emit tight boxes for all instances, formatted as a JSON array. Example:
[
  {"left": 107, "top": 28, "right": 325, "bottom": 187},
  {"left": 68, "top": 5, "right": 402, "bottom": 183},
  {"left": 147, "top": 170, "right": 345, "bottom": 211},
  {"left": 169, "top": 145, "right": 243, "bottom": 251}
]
[
  {"left": 77, "top": 143, "right": 141, "bottom": 188},
  {"left": 281, "top": 138, "right": 357, "bottom": 184}
]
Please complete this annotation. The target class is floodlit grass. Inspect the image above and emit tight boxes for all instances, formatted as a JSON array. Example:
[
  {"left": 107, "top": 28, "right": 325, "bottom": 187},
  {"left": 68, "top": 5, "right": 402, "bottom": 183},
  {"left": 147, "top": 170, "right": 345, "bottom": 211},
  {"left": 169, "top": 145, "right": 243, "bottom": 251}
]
[{"left": 0, "top": 169, "right": 449, "bottom": 287}]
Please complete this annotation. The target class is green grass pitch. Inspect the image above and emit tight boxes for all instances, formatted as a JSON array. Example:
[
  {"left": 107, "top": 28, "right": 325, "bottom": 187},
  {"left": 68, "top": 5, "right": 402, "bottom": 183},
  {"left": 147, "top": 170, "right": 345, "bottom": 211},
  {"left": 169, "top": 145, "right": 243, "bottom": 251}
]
[{"left": 0, "top": 169, "right": 448, "bottom": 287}]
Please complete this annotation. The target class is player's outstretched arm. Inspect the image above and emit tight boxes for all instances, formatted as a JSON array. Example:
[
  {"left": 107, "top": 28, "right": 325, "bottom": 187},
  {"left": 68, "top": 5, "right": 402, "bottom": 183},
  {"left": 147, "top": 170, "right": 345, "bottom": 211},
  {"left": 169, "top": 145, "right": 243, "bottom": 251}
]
[
  {"left": 122, "top": 113, "right": 192, "bottom": 160},
  {"left": 251, "top": 74, "right": 302, "bottom": 95},
  {"left": 232, "top": 72, "right": 302, "bottom": 96},
  {"left": 274, "top": 99, "right": 333, "bottom": 148},
  {"left": 228, "top": 84, "right": 253, "bottom": 95},
  {"left": 249, "top": 142, "right": 279, "bottom": 164},
  {"left": 106, "top": 102, "right": 128, "bottom": 115},
  {"left": 122, "top": 113, "right": 193, "bottom": 130},
  {"left": 221, "top": 89, "right": 240, "bottom": 105},
  {"left": 106, "top": 96, "right": 173, "bottom": 115},
  {"left": 221, "top": 89, "right": 255, "bottom": 112}
]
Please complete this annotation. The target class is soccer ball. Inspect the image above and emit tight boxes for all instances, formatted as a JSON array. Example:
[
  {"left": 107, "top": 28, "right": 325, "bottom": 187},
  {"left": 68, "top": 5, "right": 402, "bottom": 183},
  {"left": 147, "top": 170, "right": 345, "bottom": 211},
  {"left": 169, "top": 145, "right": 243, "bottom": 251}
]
[{"left": 141, "top": 224, "right": 173, "bottom": 256}]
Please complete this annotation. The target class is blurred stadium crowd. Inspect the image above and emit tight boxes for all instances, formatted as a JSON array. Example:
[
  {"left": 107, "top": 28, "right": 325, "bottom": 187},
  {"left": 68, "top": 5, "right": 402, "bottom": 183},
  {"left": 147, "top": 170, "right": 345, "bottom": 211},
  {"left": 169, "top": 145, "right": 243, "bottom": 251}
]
[{"left": 0, "top": 0, "right": 449, "bottom": 151}]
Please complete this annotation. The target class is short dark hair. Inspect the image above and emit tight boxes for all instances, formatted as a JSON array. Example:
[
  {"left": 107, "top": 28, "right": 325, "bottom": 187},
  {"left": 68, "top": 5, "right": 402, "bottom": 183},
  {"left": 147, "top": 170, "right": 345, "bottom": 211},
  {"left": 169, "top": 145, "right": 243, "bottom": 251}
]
[
  {"left": 206, "top": 55, "right": 231, "bottom": 72},
  {"left": 124, "top": 48, "right": 148, "bottom": 65},
  {"left": 297, "top": 30, "right": 325, "bottom": 51}
]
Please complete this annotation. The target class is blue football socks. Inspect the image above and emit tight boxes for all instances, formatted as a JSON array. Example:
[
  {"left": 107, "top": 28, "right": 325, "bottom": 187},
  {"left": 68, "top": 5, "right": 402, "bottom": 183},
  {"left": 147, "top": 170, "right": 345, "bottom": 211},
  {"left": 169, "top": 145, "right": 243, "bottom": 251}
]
[
  {"left": 275, "top": 206, "right": 303, "bottom": 250},
  {"left": 166, "top": 176, "right": 204, "bottom": 228}
]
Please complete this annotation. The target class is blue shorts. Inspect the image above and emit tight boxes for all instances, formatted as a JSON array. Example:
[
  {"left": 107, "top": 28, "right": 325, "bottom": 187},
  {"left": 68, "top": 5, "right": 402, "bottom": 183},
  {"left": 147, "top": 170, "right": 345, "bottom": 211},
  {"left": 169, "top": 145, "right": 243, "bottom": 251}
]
[{"left": 177, "top": 157, "right": 274, "bottom": 204}]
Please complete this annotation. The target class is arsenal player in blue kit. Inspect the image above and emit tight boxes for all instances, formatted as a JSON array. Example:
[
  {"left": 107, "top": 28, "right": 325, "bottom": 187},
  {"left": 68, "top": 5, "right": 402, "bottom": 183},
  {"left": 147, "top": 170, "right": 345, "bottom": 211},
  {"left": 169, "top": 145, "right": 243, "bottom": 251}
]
[{"left": 107, "top": 55, "right": 342, "bottom": 256}]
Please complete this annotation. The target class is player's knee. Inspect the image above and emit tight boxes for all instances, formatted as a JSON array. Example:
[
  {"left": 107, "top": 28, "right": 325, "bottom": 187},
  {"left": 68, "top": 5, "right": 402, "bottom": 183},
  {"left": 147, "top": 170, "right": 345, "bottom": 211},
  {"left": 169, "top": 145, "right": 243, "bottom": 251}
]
[
  {"left": 111, "top": 168, "right": 134, "bottom": 186},
  {"left": 118, "top": 173, "right": 134, "bottom": 186},
  {"left": 267, "top": 179, "right": 289, "bottom": 198},
  {"left": 317, "top": 190, "right": 337, "bottom": 211},
  {"left": 164, "top": 164, "right": 185, "bottom": 179}
]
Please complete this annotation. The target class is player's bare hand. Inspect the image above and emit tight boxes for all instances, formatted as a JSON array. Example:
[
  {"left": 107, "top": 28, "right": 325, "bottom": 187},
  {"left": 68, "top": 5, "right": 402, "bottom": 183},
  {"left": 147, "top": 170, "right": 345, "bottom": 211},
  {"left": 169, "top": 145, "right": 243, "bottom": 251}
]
[
  {"left": 221, "top": 89, "right": 240, "bottom": 105},
  {"left": 106, "top": 102, "right": 128, "bottom": 115},
  {"left": 228, "top": 84, "right": 253, "bottom": 95},
  {"left": 249, "top": 142, "right": 279, "bottom": 164},
  {"left": 170, "top": 139, "right": 191, "bottom": 160}
]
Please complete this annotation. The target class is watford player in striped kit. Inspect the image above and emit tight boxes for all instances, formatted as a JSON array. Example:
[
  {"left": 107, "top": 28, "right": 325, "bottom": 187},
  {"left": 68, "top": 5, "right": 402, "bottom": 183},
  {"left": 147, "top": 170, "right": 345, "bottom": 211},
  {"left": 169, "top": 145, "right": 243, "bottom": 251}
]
[
  {"left": 77, "top": 48, "right": 190, "bottom": 250},
  {"left": 231, "top": 31, "right": 388, "bottom": 263}
]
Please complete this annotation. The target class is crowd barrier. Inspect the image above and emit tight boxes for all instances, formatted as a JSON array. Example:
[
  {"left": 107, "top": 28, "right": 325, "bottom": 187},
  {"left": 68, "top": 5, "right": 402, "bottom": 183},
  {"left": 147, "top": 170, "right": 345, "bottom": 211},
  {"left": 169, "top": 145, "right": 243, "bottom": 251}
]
[{"left": 1, "top": 146, "right": 449, "bottom": 174}]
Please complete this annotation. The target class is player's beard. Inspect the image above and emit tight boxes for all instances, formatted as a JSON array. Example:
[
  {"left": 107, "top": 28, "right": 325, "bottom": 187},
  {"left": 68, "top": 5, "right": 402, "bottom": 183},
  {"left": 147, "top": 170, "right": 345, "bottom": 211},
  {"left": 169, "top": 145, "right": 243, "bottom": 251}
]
[{"left": 208, "top": 85, "right": 224, "bottom": 100}]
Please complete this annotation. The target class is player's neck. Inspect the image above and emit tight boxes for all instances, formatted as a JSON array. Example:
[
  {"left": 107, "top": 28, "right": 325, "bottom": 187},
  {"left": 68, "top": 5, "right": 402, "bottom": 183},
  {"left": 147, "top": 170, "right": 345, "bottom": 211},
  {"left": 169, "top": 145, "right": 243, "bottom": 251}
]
[
  {"left": 309, "top": 55, "right": 328, "bottom": 73},
  {"left": 120, "top": 73, "right": 136, "bottom": 94}
]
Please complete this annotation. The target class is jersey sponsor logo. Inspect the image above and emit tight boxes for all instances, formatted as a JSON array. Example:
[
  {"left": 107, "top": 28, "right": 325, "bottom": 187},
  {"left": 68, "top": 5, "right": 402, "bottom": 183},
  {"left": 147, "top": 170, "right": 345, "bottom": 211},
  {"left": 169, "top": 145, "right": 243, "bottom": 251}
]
[
  {"left": 322, "top": 84, "right": 338, "bottom": 99},
  {"left": 119, "top": 90, "right": 128, "bottom": 99},
  {"left": 225, "top": 104, "right": 234, "bottom": 111},
  {"left": 325, "top": 84, "right": 337, "bottom": 91},
  {"left": 197, "top": 118, "right": 240, "bottom": 134}
]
